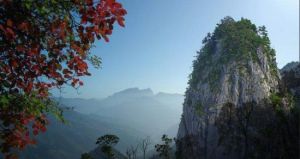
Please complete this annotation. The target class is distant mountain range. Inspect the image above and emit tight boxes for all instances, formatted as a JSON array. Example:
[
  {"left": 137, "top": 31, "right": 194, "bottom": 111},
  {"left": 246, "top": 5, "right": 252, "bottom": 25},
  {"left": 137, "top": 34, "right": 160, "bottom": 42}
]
[
  {"left": 20, "top": 88, "right": 183, "bottom": 159},
  {"left": 20, "top": 110, "right": 143, "bottom": 159},
  {"left": 56, "top": 88, "right": 183, "bottom": 139}
]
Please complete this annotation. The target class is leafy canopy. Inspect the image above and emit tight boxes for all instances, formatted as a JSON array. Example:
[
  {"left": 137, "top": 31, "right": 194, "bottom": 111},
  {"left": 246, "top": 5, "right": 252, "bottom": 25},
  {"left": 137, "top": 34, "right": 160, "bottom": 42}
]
[
  {"left": 0, "top": 0, "right": 126, "bottom": 158},
  {"left": 155, "top": 134, "right": 173, "bottom": 159},
  {"left": 189, "top": 17, "right": 277, "bottom": 88},
  {"left": 96, "top": 134, "right": 120, "bottom": 159}
]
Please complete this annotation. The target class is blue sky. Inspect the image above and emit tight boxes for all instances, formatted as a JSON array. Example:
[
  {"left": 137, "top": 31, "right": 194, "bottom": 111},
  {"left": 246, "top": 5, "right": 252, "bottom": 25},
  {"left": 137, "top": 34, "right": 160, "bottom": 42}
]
[{"left": 53, "top": 0, "right": 299, "bottom": 99}]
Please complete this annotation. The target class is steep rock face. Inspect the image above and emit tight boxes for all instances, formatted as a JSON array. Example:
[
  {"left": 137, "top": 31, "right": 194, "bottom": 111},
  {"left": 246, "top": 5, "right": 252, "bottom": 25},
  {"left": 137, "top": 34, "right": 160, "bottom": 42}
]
[
  {"left": 177, "top": 17, "right": 279, "bottom": 159},
  {"left": 281, "top": 62, "right": 300, "bottom": 105}
]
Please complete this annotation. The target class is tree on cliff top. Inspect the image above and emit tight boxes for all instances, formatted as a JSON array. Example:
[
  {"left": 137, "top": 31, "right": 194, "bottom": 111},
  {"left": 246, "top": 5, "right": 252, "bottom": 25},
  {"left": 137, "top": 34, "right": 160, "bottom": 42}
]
[{"left": 96, "top": 134, "right": 120, "bottom": 159}]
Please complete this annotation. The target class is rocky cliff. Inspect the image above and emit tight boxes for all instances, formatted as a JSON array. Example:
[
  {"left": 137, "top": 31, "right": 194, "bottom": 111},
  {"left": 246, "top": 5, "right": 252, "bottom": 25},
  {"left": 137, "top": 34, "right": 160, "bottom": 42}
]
[
  {"left": 281, "top": 62, "right": 300, "bottom": 105},
  {"left": 176, "top": 17, "right": 281, "bottom": 159}
]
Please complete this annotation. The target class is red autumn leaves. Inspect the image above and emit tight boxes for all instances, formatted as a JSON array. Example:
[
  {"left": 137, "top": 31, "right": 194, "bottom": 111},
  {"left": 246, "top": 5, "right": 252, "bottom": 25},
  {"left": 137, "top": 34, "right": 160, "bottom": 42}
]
[
  {"left": 0, "top": 108, "right": 48, "bottom": 154},
  {"left": 79, "top": 0, "right": 127, "bottom": 42},
  {"left": 0, "top": 0, "right": 126, "bottom": 158},
  {"left": 0, "top": 19, "right": 15, "bottom": 40},
  {"left": 0, "top": 0, "right": 126, "bottom": 97}
]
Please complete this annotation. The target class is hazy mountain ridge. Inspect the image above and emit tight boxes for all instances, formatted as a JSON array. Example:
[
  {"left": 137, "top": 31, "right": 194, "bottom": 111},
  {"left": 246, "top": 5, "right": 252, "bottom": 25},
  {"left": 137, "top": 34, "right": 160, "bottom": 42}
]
[
  {"left": 88, "top": 146, "right": 127, "bottom": 159},
  {"left": 20, "top": 110, "right": 144, "bottom": 159},
  {"left": 19, "top": 88, "right": 183, "bottom": 159},
  {"left": 58, "top": 88, "right": 183, "bottom": 139}
]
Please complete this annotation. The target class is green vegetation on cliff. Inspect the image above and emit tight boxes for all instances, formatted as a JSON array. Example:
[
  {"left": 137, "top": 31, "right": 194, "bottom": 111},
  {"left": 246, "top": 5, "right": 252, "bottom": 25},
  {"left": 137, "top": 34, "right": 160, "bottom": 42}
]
[{"left": 189, "top": 17, "right": 278, "bottom": 89}]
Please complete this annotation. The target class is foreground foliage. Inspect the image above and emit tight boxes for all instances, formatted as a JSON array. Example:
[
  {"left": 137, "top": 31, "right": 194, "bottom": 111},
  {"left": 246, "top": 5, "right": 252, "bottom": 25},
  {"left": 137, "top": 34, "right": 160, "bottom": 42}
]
[
  {"left": 96, "top": 134, "right": 120, "bottom": 159},
  {"left": 0, "top": 0, "right": 126, "bottom": 158},
  {"left": 155, "top": 135, "right": 174, "bottom": 159}
]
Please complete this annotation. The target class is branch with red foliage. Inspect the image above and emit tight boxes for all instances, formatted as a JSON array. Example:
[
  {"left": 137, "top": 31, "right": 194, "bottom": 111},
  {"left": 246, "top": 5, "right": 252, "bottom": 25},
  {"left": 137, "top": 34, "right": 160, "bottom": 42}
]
[{"left": 0, "top": 0, "right": 126, "bottom": 158}]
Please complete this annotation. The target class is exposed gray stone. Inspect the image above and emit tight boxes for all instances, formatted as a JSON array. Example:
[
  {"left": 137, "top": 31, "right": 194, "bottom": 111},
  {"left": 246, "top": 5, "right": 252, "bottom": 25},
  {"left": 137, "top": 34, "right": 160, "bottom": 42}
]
[{"left": 177, "top": 40, "right": 279, "bottom": 159}]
